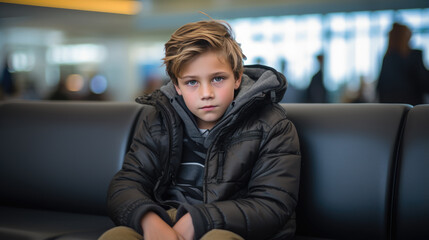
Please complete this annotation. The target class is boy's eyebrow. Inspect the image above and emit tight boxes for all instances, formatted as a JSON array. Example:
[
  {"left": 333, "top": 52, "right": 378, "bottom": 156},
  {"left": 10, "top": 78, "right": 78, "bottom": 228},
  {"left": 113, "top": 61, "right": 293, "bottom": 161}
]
[
  {"left": 210, "top": 71, "right": 229, "bottom": 76},
  {"left": 180, "top": 71, "right": 230, "bottom": 80},
  {"left": 179, "top": 75, "right": 198, "bottom": 80}
]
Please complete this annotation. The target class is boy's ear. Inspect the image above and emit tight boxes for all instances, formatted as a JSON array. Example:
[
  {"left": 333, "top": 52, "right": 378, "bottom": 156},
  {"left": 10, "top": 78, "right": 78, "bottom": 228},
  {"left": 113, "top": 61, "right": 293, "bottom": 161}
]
[
  {"left": 174, "top": 84, "right": 182, "bottom": 95},
  {"left": 234, "top": 73, "right": 242, "bottom": 90}
]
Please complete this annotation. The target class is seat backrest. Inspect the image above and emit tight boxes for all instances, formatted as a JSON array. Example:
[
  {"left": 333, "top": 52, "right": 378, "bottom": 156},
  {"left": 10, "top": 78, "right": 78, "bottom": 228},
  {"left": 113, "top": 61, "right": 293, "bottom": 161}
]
[
  {"left": 0, "top": 101, "right": 142, "bottom": 215},
  {"left": 282, "top": 103, "right": 410, "bottom": 239},
  {"left": 393, "top": 104, "right": 429, "bottom": 239}
]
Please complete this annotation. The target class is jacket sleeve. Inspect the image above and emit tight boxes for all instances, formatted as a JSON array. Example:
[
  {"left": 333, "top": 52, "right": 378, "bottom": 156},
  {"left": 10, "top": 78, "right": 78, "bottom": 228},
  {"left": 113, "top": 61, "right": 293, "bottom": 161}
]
[
  {"left": 107, "top": 107, "right": 172, "bottom": 234},
  {"left": 178, "top": 117, "right": 301, "bottom": 239}
]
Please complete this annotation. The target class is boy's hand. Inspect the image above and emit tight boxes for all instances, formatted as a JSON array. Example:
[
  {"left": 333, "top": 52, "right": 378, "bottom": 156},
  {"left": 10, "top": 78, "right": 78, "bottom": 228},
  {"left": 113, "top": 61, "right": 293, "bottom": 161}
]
[
  {"left": 141, "top": 211, "right": 181, "bottom": 240},
  {"left": 173, "top": 213, "right": 195, "bottom": 240}
]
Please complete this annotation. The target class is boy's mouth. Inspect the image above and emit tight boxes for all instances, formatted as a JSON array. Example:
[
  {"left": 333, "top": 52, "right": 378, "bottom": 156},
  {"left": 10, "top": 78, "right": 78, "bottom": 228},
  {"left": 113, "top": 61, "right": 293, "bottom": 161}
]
[{"left": 201, "top": 105, "right": 216, "bottom": 111}]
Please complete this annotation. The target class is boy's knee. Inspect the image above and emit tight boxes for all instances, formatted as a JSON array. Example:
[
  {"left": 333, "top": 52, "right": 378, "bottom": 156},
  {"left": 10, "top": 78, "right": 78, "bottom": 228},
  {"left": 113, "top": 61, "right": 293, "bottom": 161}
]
[
  {"left": 201, "top": 229, "right": 244, "bottom": 240},
  {"left": 98, "top": 226, "right": 142, "bottom": 240}
]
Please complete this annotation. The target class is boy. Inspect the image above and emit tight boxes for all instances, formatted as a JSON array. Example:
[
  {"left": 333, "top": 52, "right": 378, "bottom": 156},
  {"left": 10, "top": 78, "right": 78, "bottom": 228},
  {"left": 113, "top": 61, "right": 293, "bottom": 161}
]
[{"left": 100, "top": 19, "right": 301, "bottom": 240}]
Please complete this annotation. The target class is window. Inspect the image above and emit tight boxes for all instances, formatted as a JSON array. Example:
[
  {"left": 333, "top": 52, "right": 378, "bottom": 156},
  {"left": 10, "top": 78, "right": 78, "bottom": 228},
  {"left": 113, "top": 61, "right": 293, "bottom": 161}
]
[{"left": 229, "top": 8, "right": 429, "bottom": 101}]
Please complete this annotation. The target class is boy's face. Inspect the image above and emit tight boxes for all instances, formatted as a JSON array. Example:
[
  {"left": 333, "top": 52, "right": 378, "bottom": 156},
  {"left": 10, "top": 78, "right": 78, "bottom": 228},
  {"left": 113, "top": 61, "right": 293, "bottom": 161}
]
[{"left": 175, "top": 51, "right": 241, "bottom": 130}]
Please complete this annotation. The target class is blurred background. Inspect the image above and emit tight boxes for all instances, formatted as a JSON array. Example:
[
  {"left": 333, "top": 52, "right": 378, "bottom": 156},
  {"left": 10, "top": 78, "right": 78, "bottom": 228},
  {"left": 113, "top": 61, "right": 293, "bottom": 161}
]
[{"left": 0, "top": 0, "right": 428, "bottom": 103}]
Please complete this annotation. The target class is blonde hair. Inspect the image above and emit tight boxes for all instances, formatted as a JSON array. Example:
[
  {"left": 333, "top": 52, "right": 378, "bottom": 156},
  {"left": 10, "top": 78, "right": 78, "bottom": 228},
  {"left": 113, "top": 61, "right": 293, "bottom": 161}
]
[{"left": 163, "top": 20, "right": 246, "bottom": 85}]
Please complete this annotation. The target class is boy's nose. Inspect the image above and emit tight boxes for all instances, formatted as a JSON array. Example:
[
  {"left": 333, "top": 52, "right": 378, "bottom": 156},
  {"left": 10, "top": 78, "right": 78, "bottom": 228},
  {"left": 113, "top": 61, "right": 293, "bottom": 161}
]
[{"left": 200, "top": 84, "right": 214, "bottom": 99}]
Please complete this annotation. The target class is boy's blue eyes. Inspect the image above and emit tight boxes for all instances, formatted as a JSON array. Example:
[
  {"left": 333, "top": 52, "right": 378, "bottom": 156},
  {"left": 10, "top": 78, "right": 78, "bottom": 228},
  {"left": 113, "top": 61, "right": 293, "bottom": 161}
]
[
  {"left": 185, "top": 77, "right": 225, "bottom": 86},
  {"left": 213, "top": 76, "right": 224, "bottom": 82},
  {"left": 186, "top": 80, "right": 198, "bottom": 86}
]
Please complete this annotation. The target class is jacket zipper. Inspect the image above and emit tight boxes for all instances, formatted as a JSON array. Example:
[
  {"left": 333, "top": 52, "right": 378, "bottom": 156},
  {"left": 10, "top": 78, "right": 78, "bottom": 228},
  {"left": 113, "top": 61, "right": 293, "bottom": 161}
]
[{"left": 151, "top": 99, "right": 174, "bottom": 204}]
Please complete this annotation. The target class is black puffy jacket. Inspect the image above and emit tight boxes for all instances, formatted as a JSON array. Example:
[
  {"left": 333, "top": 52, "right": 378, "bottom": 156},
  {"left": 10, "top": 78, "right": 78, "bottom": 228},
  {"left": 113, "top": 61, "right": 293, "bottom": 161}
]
[{"left": 107, "top": 65, "right": 301, "bottom": 239}]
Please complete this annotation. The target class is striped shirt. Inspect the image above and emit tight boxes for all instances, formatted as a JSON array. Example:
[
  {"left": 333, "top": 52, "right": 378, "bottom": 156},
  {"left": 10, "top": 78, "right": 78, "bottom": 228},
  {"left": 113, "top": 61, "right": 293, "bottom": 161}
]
[{"left": 164, "top": 129, "right": 208, "bottom": 204}]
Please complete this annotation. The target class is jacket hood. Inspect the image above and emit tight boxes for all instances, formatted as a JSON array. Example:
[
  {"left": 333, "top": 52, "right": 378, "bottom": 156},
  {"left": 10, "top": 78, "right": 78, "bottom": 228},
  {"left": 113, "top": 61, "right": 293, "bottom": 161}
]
[
  {"left": 234, "top": 64, "right": 287, "bottom": 111},
  {"left": 158, "top": 64, "right": 287, "bottom": 147}
]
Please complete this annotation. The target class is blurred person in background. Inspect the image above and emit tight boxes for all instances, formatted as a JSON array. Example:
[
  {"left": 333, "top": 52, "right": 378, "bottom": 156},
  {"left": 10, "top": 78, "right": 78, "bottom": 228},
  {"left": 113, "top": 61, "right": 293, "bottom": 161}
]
[
  {"left": 306, "top": 54, "right": 328, "bottom": 103},
  {"left": 341, "top": 76, "right": 373, "bottom": 103},
  {"left": 376, "top": 22, "right": 429, "bottom": 105},
  {"left": 0, "top": 54, "right": 18, "bottom": 100},
  {"left": 47, "top": 78, "right": 71, "bottom": 100}
]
